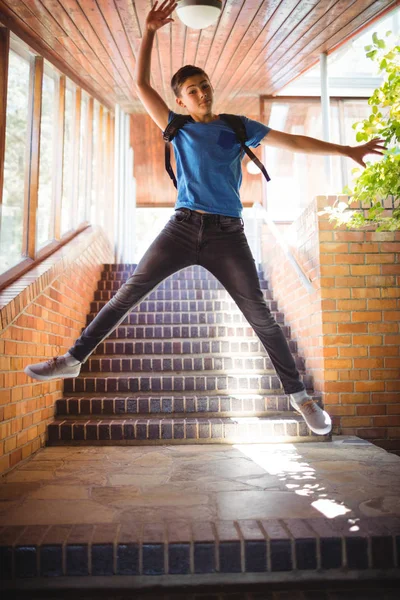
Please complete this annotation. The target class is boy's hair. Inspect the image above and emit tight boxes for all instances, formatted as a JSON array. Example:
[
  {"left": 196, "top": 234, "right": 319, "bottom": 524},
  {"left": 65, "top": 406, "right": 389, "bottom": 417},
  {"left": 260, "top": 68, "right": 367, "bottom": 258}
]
[{"left": 171, "top": 65, "right": 209, "bottom": 98}]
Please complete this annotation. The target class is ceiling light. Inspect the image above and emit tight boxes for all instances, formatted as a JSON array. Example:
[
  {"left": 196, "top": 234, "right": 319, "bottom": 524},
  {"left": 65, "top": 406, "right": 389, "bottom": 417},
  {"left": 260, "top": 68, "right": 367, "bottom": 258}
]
[{"left": 176, "top": 0, "right": 222, "bottom": 30}]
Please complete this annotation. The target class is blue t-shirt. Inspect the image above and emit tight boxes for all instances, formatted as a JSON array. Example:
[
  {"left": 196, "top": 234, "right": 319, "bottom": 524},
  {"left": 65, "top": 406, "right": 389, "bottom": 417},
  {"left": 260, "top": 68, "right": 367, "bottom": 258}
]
[{"left": 168, "top": 110, "right": 270, "bottom": 217}]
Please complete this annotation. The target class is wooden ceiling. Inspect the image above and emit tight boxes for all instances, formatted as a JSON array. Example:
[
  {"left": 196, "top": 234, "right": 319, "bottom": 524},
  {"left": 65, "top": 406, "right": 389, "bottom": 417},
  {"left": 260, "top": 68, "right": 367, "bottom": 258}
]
[{"left": 0, "top": 0, "right": 398, "bottom": 116}]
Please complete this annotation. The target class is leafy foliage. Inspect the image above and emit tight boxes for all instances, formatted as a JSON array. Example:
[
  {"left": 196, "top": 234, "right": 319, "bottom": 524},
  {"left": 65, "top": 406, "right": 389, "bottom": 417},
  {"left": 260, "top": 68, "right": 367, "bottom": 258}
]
[{"left": 321, "top": 31, "right": 400, "bottom": 231}]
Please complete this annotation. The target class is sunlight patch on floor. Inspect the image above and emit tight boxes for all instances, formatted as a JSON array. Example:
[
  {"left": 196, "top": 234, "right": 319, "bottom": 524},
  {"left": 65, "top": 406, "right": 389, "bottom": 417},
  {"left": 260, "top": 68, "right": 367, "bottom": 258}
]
[{"left": 234, "top": 442, "right": 353, "bottom": 520}]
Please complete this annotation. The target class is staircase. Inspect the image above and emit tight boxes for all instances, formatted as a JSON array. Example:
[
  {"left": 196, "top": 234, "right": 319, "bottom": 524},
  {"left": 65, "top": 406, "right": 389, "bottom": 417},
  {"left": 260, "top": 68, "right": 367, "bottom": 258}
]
[
  {"left": 48, "top": 264, "right": 331, "bottom": 445},
  {"left": 8, "top": 265, "right": 400, "bottom": 593}
]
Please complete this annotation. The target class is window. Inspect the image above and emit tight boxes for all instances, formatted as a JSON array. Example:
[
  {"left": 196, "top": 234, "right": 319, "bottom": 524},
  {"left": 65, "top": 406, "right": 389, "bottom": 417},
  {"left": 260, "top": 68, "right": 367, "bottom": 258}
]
[
  {"left": 337, "top": 99, "right": 376, "bottom": 188},
  {"left": 0, "top": 48, "right": 30, "bottom": 275},
  {"left": 262, "top": 98, "right": 343, "bottom": 220},
  {"left": 0, "top": 30, "right": 114, "bottom": 288}
]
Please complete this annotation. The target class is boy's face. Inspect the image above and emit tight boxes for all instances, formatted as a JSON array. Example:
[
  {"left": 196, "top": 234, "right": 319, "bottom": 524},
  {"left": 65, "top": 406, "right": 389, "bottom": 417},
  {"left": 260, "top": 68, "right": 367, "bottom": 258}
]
[{"left": 176, "top": 74, "right": 214, "bottom": 114}]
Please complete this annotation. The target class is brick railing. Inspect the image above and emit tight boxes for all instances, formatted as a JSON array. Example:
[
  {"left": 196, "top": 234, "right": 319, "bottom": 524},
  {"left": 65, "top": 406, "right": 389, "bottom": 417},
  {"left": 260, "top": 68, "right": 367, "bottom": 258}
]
[
  {"left": 261, "top": 195, "right": 400, "bottom": 454},
  {"left": 0, "top": 227, "right": 114, "bottom": 475}
]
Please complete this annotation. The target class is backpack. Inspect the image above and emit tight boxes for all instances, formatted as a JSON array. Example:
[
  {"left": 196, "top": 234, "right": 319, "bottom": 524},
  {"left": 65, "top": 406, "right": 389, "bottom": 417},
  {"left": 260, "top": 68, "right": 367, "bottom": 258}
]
[{"left": 162, "top": 113, "right": 271, "bottom": 189}]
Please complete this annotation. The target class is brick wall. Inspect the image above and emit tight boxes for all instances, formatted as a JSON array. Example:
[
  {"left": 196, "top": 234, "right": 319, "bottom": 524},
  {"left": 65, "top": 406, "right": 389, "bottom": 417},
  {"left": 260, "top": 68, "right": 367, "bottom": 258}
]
[
  {"left": 0, "top": 227, "right": 114, "bottom": 476},
  {"left": 261, "top": 195, "right": 400, "bottom": 454}
]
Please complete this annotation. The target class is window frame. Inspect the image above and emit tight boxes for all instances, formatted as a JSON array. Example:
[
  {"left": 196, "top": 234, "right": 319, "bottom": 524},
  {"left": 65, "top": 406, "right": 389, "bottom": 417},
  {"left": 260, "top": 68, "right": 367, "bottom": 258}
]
[{"left": 24, "top": 54, "right": 43, "bottom": 259}]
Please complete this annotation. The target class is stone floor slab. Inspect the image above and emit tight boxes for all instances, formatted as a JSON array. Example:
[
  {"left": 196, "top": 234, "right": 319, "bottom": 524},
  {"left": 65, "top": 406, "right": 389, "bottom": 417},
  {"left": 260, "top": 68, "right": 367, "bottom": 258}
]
[{"left": 1, "top": 436, "right": 400, "bottom": 526}]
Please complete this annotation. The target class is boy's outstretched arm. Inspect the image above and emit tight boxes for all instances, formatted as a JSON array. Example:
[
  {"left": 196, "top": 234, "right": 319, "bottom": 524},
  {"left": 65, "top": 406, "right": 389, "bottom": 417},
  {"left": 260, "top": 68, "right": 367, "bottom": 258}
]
[
  {"left": 261, "top": 129, "right": 386, "bottom": 167},
  {"left": 133, "top": 1, "right": 177, "bottom": 131}
]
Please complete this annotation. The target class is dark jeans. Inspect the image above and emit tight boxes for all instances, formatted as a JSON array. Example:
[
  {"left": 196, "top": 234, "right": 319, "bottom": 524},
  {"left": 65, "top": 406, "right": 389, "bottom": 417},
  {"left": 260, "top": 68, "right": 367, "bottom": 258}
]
[{"left": 69, "top": 208, "right": 305, "bottom": 395}]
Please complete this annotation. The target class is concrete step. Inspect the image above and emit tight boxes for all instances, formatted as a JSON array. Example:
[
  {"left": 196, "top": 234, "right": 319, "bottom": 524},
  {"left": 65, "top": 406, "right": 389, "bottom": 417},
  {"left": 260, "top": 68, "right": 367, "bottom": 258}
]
[
  {"left": 47, "top": 415, "right": 329, "bottom": 445},
  {"left": 99, "top": 266, "right": 266, "bottom": 281},
  {"left": 93, "top": 281, "right": 270, "bottom": 302},
  {"left": 80, "top": 354, "right": 305, "bottom": 375},
  {"left": 93, "top": 338, "right": 299, "bottom": 357},
  {"left": 56, "top": 393, "right": 322, "bottom": 417},
  {"left": 101, "top": 324, "right": 292, "bottom": 340},
  {"left": 90, "top": 288, "right": 274, "bottom": 312},
  {"left": 63, "top": 371, "right": 313, "bottom": 395},
  {"left": 91, "top": 298, "right": 279, "bottom": 313},
  {"left": 100, "top": 262, "right": 264, "bottom": 274},
  {"left": 86, "top": 309, "right": 285, "bottom": 327},
  {"left": 97, "top": 278, "right": 269, "bottom": 291},
  {"left": 2, "top": 513, "right": 399, "bottom": 586}
]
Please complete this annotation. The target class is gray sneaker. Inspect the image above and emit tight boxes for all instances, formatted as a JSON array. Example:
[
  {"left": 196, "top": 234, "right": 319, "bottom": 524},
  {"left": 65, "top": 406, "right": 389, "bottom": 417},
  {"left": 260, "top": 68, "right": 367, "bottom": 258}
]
[
  {"left": 24, "top": 355, "right": 81, "bottom": 381},
  {"left": 290, "top": 393, "right": 332, "bottom": 435}
]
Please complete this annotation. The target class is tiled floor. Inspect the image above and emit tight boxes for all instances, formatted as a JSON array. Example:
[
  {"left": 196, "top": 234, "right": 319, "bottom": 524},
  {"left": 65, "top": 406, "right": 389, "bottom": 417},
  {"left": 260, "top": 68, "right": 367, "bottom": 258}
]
[{"left": 1, "top": 435, "right": 400, "bottom": 527}]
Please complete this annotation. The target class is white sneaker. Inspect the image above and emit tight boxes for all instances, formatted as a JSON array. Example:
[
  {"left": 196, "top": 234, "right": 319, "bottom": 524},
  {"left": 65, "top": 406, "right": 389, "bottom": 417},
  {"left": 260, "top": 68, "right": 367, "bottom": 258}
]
[
  {"left": 24, "top": 354, "right": 81, "bottom": 381},
  {"left": 290, "top": 391, "right": 332, "bottom": 435}
]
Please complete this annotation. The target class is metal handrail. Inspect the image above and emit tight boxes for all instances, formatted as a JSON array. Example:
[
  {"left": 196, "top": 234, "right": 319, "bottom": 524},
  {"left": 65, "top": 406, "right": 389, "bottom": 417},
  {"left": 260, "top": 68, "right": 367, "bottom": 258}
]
[{"left": 252, "top": 202, "right": 315, "bottom": 294}]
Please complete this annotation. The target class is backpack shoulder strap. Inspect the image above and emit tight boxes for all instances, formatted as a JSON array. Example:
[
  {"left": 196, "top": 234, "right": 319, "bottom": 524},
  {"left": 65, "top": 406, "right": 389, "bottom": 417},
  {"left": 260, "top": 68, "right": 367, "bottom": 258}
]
[
  {"left": 219, "top": 113, "right": 271, "bottom": 183},
  {"left": 163, "top": 114, "right": 193, "bottom": 188},
  {"left": 218, "top": 113, "right": 247, "bottom": 143},
  {"left": 163, "top": 114, "right": 193, "bottom": 142}
]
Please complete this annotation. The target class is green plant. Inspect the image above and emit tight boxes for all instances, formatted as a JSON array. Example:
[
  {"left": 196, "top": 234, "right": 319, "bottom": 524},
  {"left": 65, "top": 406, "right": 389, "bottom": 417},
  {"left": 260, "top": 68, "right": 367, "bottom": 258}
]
[{"left": 321, "top": 31, "right": 400, "bottom": 231}]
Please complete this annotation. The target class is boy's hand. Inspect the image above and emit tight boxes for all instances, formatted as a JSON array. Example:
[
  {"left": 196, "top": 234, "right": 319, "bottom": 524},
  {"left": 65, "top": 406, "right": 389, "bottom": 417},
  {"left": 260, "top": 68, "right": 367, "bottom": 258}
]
[
  {"left": 347, "top": 137, "right": 387, "bottom": 167},
  {"left": 145, "top": 0, "right": 178, "bottom": 32}
]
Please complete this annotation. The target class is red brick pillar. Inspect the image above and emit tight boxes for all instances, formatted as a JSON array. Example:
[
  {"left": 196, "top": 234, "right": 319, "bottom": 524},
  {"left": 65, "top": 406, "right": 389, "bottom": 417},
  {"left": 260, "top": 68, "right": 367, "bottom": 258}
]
[
  {"left": 261, "top": 195, "right": 400, "bottom": 453},
  {"left": 317, "top": 196, "right": 400, "bottom": 452}
]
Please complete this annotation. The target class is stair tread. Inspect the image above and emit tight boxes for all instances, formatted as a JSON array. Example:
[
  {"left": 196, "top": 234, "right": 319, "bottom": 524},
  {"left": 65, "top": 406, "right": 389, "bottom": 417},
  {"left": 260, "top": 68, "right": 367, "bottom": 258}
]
[
  {"left": 75, "top": 370, "right": 288, "bottom": 377},
  {"left": 63, "top": 390, "right": 294, "bottom": 397},
  {"left": 52, "top": 413, "right": 306, "bottom": 423},
  {"left": 86, "top": 353, "right": 301, "bottom": 359},
  {"left": 62, "top": 393, "right": 319, "bottom": 399},
  {"left": 88, "top": 311, "right": 281, "bottom": 316},
  {"left": 103, "top": 335, "right": 292, "bottom": 341}
]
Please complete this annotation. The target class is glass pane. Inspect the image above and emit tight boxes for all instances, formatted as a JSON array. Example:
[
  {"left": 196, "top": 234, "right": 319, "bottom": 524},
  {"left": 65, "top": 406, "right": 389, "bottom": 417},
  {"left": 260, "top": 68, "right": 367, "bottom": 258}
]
[
  {"left": 263, "top": 100, "right": 342, "bottom": 221},
  {"left": 329, "top": 7, "right": 399, "bottom": 79},
  {"left": 341, "top": 99, "right": 378, "bottom": 189},
  {"left": 281, "top": 7, "right": 399, "bottom": 97},
  {"left": 90, "top": 100, "right": 99, "bottom": 224},
  {"left": 99, "top": 110, "right": 107, "bottom": 230},
  {"left": 77, "top": 92, "right": 88, "bottom": 225},
  {"left": 61, "top": 83, "right": 75, "bottom": 235},
  {"left": 0, "top": 49, "right": 30, "bottom": 275},
  {"left": 36, "top": 67, "right": 56, "bottom": 250},
  {"left": 93, "top": 109, "right": 106, "bottom": 231}
]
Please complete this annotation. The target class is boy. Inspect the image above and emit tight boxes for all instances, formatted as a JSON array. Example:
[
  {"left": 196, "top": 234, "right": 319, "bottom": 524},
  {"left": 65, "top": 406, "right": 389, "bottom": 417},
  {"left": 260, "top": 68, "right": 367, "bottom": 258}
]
[{"left": 25, "top": 0, "right": 385, "bottom": 435}]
